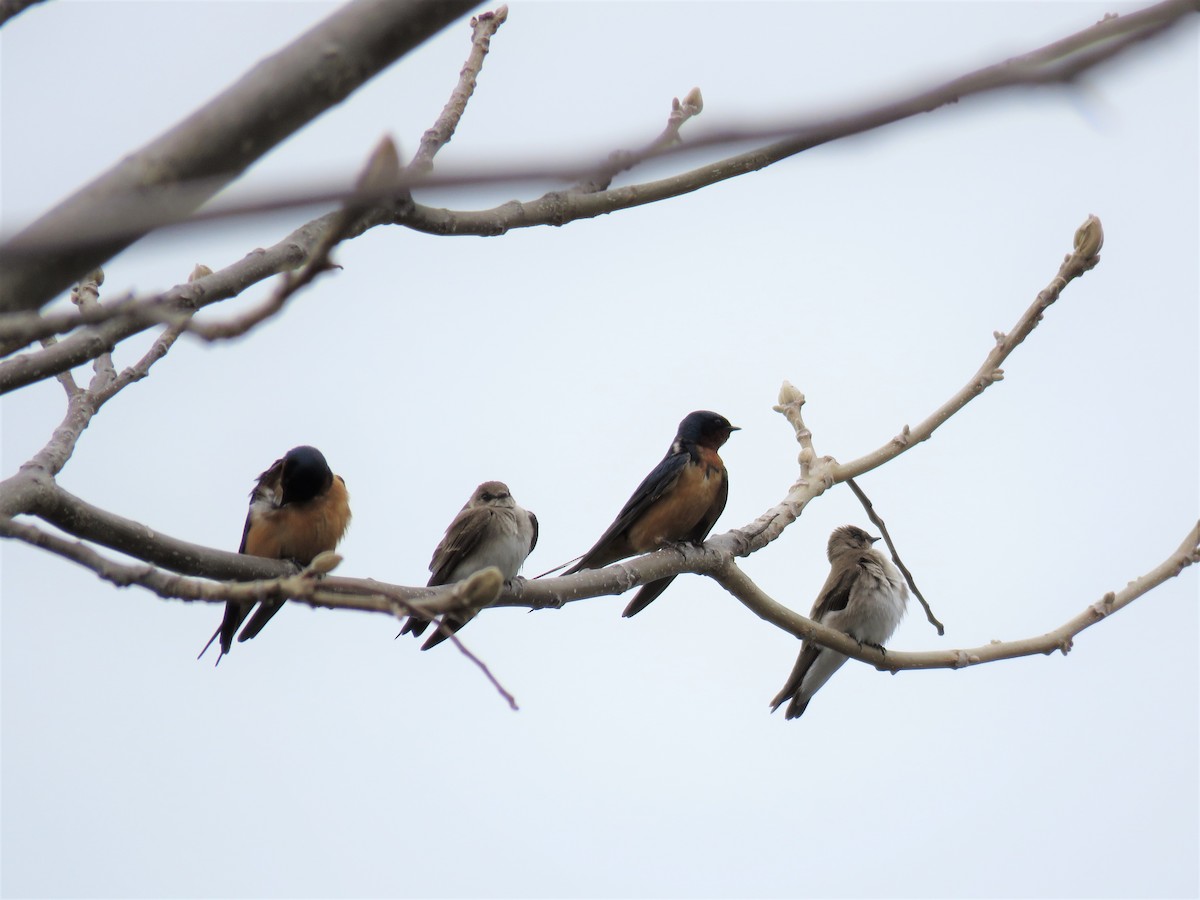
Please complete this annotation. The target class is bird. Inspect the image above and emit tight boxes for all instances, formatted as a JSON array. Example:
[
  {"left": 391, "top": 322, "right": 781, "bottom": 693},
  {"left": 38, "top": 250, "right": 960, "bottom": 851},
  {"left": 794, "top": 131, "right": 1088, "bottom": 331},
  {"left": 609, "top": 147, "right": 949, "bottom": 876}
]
[
  {"left": 198, "top": 445, "right": 351, "bottom": 663},
  {"left": 770, "top": 525, "right": 908, "bottom": 720},
  {"left": 400, "top": 480, "right": 538, "bottom": 650},
  {"left": 562, "top": 410, "right": 737, "bottom": 617}
]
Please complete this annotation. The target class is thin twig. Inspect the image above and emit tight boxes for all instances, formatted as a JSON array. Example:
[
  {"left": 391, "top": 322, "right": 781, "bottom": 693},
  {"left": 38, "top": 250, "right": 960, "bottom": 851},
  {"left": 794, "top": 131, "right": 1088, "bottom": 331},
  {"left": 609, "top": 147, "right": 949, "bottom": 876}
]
[
  {"left": 0, "top": 0, "right": 478, "bottom": 314},
  {"left": 442, "top": 630, "right": 519, "bottom": 711},
  {"left": 1, "top": 5, "right": 1189, "bottom": 266},
  {"left": 39, "top": 336, "right": 80, "bottom": 398},
  {"left": 572, "top": 86, "right": 705, "bottom": 194},
  {"left": 834, "top": 215, "right": 1105, "bottom": 482},
  {"left": 845, "top": 476, "right": 943, "bottom": 635},
  {"left": 714, "top": 519, "right": 1199, "bottom": 671},
  {"left": 408, "top": 6, "right": 508, "bottom": 176}
]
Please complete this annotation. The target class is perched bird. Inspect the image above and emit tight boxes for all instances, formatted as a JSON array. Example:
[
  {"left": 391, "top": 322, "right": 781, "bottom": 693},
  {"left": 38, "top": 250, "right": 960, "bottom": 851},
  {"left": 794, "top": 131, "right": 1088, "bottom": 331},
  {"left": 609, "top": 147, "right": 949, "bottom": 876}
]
[
  {"left": 401, "top": 480, "right": 538, "bottom": 650},
  {"left": 770, "top": 525, "right": 908, "bottom": 720},
  {"left": 563, "top": 410, "right": 737, "bottom": 617},
  {"left": 199, "top": 445, "right": 351, "bottom": 662}
]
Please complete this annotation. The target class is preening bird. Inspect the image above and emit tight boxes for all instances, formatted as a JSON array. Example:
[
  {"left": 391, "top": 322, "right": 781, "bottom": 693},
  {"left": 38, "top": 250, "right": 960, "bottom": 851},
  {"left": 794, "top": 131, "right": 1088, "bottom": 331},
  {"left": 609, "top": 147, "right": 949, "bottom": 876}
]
[{"left": 199, "top": 445, "right": 350, "bottom": 663}]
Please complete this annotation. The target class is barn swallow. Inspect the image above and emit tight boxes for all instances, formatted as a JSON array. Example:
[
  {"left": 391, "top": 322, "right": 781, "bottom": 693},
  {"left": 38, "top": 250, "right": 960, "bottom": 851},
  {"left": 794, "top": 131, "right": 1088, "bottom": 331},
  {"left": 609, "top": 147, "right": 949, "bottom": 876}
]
[
  {"left": 199, "top": 445, "right": 351, "bottom": 662},
  {"left": 562, "top": 410, "right": 737, "bottom": 617},
  {"left": 770, "top": 525, "right": 908, "bottom": 719},
  {"left": 400, "top": 481, "right": 538, "bottom": 650}
]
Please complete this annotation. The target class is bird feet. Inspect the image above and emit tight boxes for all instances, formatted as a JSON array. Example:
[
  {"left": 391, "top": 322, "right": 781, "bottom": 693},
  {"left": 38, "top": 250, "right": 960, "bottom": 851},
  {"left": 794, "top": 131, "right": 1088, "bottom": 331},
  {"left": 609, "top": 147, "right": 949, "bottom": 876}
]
[{"left": 849, "top": 634, "right": 887, "bottom": 655}]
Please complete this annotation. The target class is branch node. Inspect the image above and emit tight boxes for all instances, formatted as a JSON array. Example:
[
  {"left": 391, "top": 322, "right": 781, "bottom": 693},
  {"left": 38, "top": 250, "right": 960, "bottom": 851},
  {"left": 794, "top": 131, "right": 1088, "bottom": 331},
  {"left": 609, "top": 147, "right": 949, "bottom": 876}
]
[
  {"left": 1073, "top": 213, "right": 1104, "bottom": 259},
  {"left": 305, "top": 551, "right": 342, "bottom": 576}
]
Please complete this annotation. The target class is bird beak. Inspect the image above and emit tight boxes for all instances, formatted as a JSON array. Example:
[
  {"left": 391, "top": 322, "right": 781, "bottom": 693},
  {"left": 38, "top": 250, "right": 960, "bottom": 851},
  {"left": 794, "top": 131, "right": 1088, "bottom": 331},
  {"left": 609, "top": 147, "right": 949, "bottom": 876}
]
[
  {"left": 869, "top": 535, "right": 881, "bottom": 543},
  {"left": 729, "top": 425, "right": 741, "bottom": 432}
]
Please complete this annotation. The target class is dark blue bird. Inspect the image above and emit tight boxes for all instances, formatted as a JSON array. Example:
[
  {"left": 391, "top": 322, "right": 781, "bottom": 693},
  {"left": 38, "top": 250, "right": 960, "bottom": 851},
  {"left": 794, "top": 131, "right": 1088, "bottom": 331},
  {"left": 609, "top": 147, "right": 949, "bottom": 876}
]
[
  {"left": 563, "top": 410, "right": 737, "bottom": 617},
  {"left": 199, "top": 445, "right": 351, "bottom": 663}
]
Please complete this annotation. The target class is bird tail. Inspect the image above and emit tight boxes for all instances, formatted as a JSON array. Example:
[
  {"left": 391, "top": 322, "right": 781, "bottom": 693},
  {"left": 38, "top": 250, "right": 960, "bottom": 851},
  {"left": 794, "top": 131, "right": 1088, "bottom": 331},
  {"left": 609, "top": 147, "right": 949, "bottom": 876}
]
[
  {"left": 536, "top": 555, "right": 585, "bottom": 579},
  {"left": 198, "top": 601, "right": 252, "bottom": 664},
  {"left": 769, "top": 652, "right": 812, "bottom": 718},
  {"left": 420, "top": 614, "right": 471, "bottom": 651},
  {"left": 236, "top": 600, "right": 284, "bottom": 643},
  {"left": 769, "top": 684, "right": 811, "bottom": 719},
  {"left": 620, "top": 576, "right": 676, "bottom": 618},
  {"left": 197, "top": 625, "right": 222, "bottom": 662},
  {"left": 397, "top": 616, "right": 431, "bottom": 639}
]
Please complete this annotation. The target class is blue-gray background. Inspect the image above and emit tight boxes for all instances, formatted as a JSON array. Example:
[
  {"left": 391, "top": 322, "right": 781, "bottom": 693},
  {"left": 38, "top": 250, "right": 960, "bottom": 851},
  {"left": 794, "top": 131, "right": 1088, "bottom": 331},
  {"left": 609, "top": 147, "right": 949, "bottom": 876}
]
[{"left": 2, "top": 3, "right": 1197, "bottom": 898}]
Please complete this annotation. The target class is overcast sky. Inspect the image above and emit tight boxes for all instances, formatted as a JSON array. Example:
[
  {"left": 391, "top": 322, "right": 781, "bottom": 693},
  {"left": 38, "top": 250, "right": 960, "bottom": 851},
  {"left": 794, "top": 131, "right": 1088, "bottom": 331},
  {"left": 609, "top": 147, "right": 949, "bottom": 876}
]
[{"left": 2, "top": 2, "right": 1197, "bottom": 898}]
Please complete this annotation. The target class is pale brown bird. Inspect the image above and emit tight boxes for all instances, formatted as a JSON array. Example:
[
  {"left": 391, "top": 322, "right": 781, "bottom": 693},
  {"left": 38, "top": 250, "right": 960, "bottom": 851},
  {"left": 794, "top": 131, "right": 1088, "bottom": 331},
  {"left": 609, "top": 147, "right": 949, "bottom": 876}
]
[
  {"left": 770, "top": 525, "right": 907, "bottom": 719},
  {"left": 401, "top": 480, "right": 537, "bottom": 650}
]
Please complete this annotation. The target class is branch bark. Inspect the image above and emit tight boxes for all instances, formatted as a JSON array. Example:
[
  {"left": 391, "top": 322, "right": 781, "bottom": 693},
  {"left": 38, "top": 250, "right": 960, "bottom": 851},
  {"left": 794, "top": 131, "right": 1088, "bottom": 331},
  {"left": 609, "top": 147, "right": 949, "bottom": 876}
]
[
  {"left": 714, "top": 520, "right": 1200, "bottom": 673},
  {"left": 0, "top": 0, "right": 475, "bottom": 314}
]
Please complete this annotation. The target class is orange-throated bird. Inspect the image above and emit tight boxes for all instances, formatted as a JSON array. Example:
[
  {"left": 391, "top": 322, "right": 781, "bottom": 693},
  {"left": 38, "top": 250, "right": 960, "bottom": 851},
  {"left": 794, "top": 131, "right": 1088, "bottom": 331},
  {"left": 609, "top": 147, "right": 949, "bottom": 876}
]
[
  {"left": 563, "top": 410, "right": 737, "bottom": 617},
  {"left": 199, "top": 445, "right": 350, "bottom": 663}
]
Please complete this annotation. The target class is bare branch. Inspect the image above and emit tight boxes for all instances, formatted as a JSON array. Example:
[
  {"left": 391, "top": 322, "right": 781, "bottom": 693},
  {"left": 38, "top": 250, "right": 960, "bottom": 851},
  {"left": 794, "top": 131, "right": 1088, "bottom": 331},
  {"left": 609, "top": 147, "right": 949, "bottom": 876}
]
[
  {"left": 8, "top": 494, "right": 1193, "bottom": 682},
  {"left": 0, "top": 0, "right": 477, "bottom": 314},
  {"left": 0, "top": 0, "right": 47, "bottom": 29},
  {"left": 0, "top": 5, "right": 511, "bottom": 361},
  {"left": 1, "top": 5, "right": 1190, "bottom": 267},
  {"left": 845, "top": 477, "right": 944, "bottom": 635},
  {"left": 68, "top": 270, "right": 116, "bottom": 388},
  {"left": 0, "top": 215, "right": 332, "bottom": 394},
  {"left": 714, "top": 520, "right": 1200, "bottom": 671},
  {"left": 572, "top": 86, "right": 705, "bottom": 194},
  {"left": 834, "top": 215, "right": 1104, "bottom": 482},
  {"left": 408, "top": 6, "right": 509, "bottom": 176},
  {"left": 0, "top": 515, "right": 341, "bottom": 607},
  {"left": 184, "top": 138, "right": 403, "bottom": 342}
]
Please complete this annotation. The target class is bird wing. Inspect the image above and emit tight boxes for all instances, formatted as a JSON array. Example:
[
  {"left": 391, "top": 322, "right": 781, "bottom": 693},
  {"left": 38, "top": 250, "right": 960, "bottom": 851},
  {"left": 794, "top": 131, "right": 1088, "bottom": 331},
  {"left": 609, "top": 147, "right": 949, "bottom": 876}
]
[
  {"left": 769, "top": 640, "right": 823, "bottom": 715},
  {"left": 768, "top": 554, "right": 864, "bottom": 716},
  {"left": 237, "top": 457, "right": 284, "bottom": 554},
  {"left": 808, "top": 557, "right": 861, "bottom": 621},
  {"left": 567, "top": 450, "right": 687, "bottom": 572},
  {"left": 206, "top": 457, "right": 286, "bottom": 658},
  {"left": 428, "top": 506, "right": 494, "bottom": 587}
]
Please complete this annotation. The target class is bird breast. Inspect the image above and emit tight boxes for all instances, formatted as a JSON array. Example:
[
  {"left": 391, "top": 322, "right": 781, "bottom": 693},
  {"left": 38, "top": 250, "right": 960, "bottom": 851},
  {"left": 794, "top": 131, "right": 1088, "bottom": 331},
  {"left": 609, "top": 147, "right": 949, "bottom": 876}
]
[
  {"left": 825, "top": 558, "right": 908, "bottom": 645},
  {"left": 626, "top": 459, "right": 723, "bottom": 551},
  {"left": 447, "top": 508, "right": 533, "bottom": 583}
]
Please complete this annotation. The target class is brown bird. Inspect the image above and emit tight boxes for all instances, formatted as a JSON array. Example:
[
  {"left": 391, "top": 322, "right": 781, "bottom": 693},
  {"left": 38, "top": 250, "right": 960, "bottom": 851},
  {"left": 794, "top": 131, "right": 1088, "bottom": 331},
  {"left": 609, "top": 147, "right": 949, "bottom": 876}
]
[
  {"left": 563, "top": 410, "right": 737, "bottom": 617},
  {"left": 199, "top": 445, "right": 351, "bottom": 663},
  {"left": 401, "top": 481, "right": 538, "bottom": 649},
  {"left": 770, "top": 525, "right": 908, "bottom": 719}
]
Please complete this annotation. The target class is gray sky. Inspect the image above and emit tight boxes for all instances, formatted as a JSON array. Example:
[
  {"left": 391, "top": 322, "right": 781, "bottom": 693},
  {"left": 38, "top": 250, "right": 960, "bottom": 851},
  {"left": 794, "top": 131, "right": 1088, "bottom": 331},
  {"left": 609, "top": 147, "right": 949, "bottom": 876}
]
[{"left": 2, "top": 2, "right": 1197, "bottom": 898}]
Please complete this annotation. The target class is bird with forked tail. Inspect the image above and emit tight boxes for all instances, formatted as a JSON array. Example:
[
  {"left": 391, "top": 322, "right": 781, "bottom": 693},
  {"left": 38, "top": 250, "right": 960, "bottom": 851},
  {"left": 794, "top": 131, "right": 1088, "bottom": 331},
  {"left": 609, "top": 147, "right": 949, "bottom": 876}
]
[
  {"left": 199, "top": 445, "right": 350, "bottom": 663},
  {"left": 562, "top": 410, "right": 737, "bottom": 617}
]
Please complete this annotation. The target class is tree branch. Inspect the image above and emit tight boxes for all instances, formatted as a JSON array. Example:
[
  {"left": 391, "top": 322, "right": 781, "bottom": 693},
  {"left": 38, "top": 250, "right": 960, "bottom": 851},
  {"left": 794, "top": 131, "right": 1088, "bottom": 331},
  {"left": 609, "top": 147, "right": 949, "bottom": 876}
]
[
  {"left": 0, "top": 0, "right": 476, "bottom": 314},
  {"left": 846, "top": 477, "right": 943, "bottom": 635},
  {"left": 713, "top": 520, "right": 1200, "bottom": 673},
  {"left": 1, "top": 4, "right": 1189, "bottom": 268},
  {"left": 834, "top": 215, "right": 1104, "bottom": 482},
  {"left": 571, "top": 86, "right": 705, "bottom": 194},
  {"left": 0, "top": 0, "right": 47, "bottom": 29},
  {"left": 408, "top": 6, "right": 509, "bottom": 176}
]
